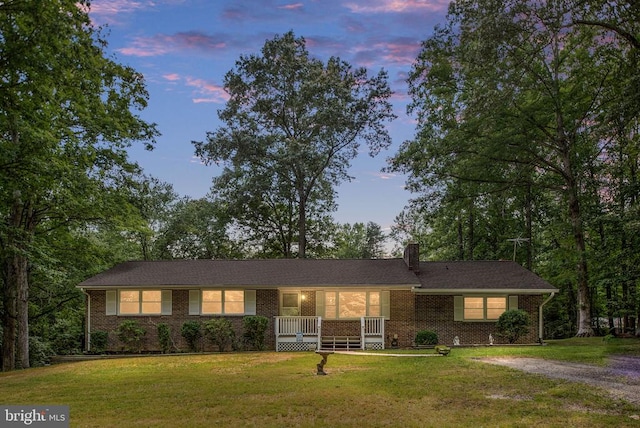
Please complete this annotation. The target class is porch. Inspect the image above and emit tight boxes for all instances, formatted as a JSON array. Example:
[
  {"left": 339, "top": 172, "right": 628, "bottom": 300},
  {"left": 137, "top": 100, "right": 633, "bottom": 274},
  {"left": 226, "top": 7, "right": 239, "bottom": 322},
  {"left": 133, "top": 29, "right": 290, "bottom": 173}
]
[{"left": 274, "top": 316, "right": 386, "bottom": 351}]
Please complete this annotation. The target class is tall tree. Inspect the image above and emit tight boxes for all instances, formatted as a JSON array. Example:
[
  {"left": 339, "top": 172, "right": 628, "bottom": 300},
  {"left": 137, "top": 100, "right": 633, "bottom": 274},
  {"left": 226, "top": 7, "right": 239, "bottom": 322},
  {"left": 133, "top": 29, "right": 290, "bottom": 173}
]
[
  {"left": 194, "top": 31, "right": 395, "bottom": 258},
  {"left": 0, "top": 0, "right": 157, "bottom": 370},
  {"left": 390, "top": 0, "right": 632, "bottom": 336}
]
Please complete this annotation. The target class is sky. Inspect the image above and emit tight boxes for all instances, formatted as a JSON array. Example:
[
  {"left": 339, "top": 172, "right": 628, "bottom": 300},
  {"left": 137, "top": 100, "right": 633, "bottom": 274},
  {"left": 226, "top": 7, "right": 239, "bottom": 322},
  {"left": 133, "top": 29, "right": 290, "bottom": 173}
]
[{"left": 87, "top": 0, "right": 450, "bottom": 233}]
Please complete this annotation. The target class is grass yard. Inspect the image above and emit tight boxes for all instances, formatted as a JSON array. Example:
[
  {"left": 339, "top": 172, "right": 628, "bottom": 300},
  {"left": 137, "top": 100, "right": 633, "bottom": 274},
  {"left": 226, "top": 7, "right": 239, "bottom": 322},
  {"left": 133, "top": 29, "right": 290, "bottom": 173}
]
[{"left": 2, "top": 338, "right": 640, "bottom": 427}]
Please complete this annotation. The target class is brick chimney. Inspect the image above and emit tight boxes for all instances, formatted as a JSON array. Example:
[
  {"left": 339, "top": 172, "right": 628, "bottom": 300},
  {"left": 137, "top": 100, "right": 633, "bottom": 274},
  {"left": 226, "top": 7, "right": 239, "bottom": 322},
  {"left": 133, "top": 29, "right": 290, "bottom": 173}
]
[{"left": 403, "top": 243, "right": 420, "bottom": 274}]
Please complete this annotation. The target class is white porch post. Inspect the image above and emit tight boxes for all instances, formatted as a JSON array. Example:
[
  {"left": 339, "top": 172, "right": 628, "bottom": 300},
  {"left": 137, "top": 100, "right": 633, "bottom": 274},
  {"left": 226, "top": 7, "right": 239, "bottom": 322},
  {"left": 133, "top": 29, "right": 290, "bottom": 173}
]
[
  {"left": 317, "top": 316, "right": 322, "bottom": 350},
  {"left": 360, "top": 317, "right": 365, "bottom": 350}
]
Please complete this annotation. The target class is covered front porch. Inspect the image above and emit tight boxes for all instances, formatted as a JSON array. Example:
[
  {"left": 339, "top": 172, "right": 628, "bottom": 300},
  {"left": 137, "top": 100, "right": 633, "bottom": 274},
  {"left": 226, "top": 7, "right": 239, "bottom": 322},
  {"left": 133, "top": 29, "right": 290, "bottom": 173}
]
[{"left": 274, "top": 316, "right": 385, "bottom": 351}]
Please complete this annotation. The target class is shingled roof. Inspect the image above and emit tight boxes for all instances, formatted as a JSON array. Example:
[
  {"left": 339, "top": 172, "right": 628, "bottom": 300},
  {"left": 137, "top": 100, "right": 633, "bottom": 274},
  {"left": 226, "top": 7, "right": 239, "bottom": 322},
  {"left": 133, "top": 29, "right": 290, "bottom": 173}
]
[
  {"left": 413, "top": 261, "right": 558, "bottom": 294},
  {"left": 78, "top": 258, "right": 421, "bottom": 288}
]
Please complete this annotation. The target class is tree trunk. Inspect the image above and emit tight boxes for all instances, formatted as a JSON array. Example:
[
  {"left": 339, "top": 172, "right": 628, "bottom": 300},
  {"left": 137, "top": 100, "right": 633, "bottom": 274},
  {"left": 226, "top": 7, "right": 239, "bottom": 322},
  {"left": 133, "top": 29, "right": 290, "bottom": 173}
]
[
  {"left": 297, "top": 195, "right": 307, "bottom": 259},
  {"left": 568, "top": 186, "right": 593, "bottom": 337},
  {"left": 14, "top": 252, "right": 29, "bottom": 369},
  {"left": 2, "top": 192, "right": 34, "bottom": 370},
  {"left": 525, "top": 184, "right": 533, "bottom": 270},
  {"left": 2, "top": 264, "right": 17, "bottom": 371}
]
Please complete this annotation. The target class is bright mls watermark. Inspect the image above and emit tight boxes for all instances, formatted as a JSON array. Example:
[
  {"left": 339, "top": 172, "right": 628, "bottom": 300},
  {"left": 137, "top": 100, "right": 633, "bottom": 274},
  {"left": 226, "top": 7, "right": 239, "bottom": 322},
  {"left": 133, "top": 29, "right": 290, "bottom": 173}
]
[{"left": 1, "top": 406, "right": 69, "bottom": 427}]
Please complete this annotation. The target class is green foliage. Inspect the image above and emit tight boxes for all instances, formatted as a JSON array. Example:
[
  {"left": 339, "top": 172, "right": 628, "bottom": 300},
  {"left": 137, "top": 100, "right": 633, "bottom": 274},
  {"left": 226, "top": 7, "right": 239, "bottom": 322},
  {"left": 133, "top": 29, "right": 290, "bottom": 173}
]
[
  {"left": 28, "top": 336, "right": 54, "bottom": 367},
  {"left": 496, "top": 310, "right": 531, "bottom": 344},
  {"left": 90, "top": 331, "right": 109, "bottom": 354},
  {"left": 203, "top": 318, "right": 235, "bottom": 352},
  {"left": 194, "top": 31, "right": 395, "bottom": 258},
  {"left": 157, "top": 323, "right": 172, "bottom": 354},
  {"left": 0, "top": 0, "right": 157, "bottom": 370},
  {"left": 243, "top": 316, "right": 269, "bottom": 351},
  {"left": 331, "top": 222, "right": 387, "bottom": 259},
  {"left": 415, "top": 330, "right": 439, "bottom": 346},
  {"left": 181, "top": 321, "right": 202, "bottom": 352},
  {"left": 115, "top": 320, "right": 146, "bottom": 353}
]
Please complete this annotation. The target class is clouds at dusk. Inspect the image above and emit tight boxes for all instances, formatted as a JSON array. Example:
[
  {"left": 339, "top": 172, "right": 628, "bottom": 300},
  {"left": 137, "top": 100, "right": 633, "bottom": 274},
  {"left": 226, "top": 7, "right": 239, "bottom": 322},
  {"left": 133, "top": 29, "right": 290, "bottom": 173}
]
[
  {"left": 119, "top": 32, "right": 228, "bottom": 57},
  {"left": 344, "top": 0, "right": 449, "bottom": 14},
  {"left": 85, "top": 0, "right": 448, "bottom": 226}
]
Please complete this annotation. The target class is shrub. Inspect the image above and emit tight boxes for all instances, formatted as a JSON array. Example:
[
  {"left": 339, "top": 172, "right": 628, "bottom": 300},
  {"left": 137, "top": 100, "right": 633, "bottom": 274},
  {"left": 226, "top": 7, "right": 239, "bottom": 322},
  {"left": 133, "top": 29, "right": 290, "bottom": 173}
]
[
  {"left": 204, "top": 318, "right": 235, "bottom": 352},
  {"left": 181, "top": 321, "right": 202, "bottom": 352},
  {"left": 496, "top": 309, "right": 531, "bottom": 344},
  {"left": 90, "top": 330, "right": 109, "bottom": 354},
  {"left": 29, "top": 336, "right": 54, "bottom": 367},
  {"left": 157, "top": 323, "right": 171, "bottom": 353},
  {"left": 116, "top": 320, "right": 146, "bottom": 353},
  {"left": 415, "top": 330, "right": 439, "bottom": 346},
  {"left": 50, "top": 316, "right": 83, "bottom": 355},
  {"left": 243, "top": 316, "right": 269, "bottom": 350}
]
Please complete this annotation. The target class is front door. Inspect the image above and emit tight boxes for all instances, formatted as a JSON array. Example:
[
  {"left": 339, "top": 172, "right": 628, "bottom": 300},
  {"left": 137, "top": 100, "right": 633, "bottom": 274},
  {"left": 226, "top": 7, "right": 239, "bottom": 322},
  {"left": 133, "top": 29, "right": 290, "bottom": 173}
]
[{"left": 280, "top": 291, "right": 300, "bottom": 316}]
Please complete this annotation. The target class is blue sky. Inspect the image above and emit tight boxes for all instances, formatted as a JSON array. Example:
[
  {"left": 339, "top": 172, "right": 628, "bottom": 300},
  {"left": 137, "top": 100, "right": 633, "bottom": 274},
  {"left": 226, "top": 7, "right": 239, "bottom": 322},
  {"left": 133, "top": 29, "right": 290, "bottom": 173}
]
[{"left": 88, "top": 0, "right": 449, "bottom": 232}]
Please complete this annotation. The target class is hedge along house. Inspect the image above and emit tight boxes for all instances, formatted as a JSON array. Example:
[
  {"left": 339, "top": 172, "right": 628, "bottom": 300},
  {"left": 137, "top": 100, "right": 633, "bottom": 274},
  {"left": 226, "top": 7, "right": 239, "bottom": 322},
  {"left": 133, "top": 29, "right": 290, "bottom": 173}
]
[{"left": 78, "top": 244, "right": 558, "bottom": 352}]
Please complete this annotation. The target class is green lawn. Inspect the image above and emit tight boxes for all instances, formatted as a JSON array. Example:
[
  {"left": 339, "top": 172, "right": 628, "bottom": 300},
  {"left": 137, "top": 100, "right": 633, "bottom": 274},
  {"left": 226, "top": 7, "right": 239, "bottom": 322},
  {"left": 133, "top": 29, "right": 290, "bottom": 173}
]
[{"left": 2, "top": 338, "right": 639, "bottom": 427}]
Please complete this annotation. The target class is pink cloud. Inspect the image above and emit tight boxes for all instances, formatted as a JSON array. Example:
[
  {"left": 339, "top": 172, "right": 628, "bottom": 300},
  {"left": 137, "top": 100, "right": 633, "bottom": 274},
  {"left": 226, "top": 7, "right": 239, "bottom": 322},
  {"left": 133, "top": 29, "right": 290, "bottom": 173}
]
[
  {"left": 163, "top": 73, "right": 181, "bottom": 82},
  {"left": 185, "top": 77, "right": 230, "bottom": 104},
  {"left": 88, "top": 0, "right": 185, "bottom": 24},
  {"left": 278, "top": 3, "right": 304, "bottom": 10},
  {"left": 344, "top": 0, "right": 448, "bottom": 14},
  {"left": 119, "top": 32, "right": 227, "bottom": 57}
]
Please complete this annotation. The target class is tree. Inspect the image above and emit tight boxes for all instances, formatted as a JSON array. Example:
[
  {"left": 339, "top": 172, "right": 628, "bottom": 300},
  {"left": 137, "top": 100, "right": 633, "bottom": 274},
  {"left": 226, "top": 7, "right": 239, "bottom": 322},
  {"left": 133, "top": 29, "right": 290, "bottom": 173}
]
[
  {"left": 0, "top": 1, "right": 157, "bottom": 370},
  {"left": 390, "top": 0, "right": 634, "bottom": 337},
  {"left": 154, "top": 197, "right": 244, "bottom": 260},
  {"left": 194, "top": 31, "right": 395, "bottom": 258},
  {"left": 331, "top": 222, "right": 386, "bottom": 259}
]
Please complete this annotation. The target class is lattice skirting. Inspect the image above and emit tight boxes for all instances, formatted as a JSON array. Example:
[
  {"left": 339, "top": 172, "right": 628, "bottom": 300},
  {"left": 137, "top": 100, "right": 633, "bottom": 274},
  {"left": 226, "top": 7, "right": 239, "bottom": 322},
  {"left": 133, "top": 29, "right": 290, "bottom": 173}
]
[
  {"left": 365, "top": 343, "right": 384, "bottom": 350},
  {"left": 277, "top": 342, "right": 318, "bottom": 352}
]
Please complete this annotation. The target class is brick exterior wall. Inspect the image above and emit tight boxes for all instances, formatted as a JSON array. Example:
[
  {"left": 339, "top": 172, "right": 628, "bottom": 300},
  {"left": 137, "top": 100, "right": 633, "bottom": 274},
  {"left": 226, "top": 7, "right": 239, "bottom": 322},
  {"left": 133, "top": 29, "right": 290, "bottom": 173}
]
[
  {"left": 414, "top": 294, "right": 543, "bottom": 346},
  {"left": 86, "top": 289, "right": 279, "bottom": 352},
  {"left": 86, "top": 289, "right": 544, "bottom": 352}
]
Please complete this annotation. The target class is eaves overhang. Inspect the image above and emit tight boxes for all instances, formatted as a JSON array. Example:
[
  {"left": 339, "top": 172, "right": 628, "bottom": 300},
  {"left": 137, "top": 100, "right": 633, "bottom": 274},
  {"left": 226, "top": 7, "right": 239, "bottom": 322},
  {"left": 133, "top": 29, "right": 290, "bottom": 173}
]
[{"left": 411, "top": 287, "right": 559, "bottom": 295}]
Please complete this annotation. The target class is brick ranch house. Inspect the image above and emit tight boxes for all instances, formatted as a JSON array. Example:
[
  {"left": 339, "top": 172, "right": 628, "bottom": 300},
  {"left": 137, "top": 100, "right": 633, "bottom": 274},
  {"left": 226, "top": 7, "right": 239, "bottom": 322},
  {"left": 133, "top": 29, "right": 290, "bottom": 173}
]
[{"left": 78, "top": 244, "right": 558, "bottom": 352}]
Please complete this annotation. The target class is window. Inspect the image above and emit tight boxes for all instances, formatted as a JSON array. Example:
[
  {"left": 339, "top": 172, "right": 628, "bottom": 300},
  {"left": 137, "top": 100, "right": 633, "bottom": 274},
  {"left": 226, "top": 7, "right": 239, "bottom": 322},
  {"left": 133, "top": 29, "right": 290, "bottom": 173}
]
[
  {"left": 117, "top": 290, "right": 167, "bottom": 315},
  {"left": 322, "top": 291, "right": 382, "bottom": 319},
  {"left": 281, "top": 292, "right": 300, "bottom": 316},
  {"left": 463, "top": 296, "right": 507, "bottom": 320},
  {"left": 201, "top": 290, "right": 245, "bottom": 315}
]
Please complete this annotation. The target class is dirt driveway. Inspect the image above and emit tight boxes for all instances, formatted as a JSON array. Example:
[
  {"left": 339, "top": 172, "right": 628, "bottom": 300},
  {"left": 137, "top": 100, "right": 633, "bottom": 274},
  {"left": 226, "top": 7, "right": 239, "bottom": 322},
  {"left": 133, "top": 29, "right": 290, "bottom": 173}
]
[{"left": 477, "top": 356, "right": 640, "bottom": 405}]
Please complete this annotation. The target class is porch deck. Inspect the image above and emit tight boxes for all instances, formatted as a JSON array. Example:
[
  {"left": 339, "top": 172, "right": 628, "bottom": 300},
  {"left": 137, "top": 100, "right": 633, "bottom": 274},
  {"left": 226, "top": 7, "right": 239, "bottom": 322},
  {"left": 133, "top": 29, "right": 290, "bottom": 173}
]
[{"left": 275, "top": 316, "right": 385, "bottom": 352}]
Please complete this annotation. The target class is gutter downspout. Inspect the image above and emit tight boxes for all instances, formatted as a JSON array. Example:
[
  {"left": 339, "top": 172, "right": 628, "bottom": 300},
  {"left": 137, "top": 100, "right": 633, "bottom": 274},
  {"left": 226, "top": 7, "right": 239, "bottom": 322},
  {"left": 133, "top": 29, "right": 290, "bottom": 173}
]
[
  {"left": 81, "top": 288, "right": 91, "bottom": 352},
  {"left": 538, "top": 292, "right": 555, "bottom": 343}
]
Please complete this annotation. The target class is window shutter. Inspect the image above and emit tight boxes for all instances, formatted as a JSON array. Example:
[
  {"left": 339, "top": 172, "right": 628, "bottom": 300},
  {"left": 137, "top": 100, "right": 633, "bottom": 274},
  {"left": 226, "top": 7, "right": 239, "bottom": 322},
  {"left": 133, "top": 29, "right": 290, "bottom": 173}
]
[
  {"left": 244, "top": 290, "right": 256, "bottom": 315},
  {"left": 161, "top": 290, "right": 172, "bottom": 315},
  {"left": 454, "top": 296, "right": 463, "bottom": 321},
  {"left": 106, "top": 290, "right": 117, "bottom": 315},
  {"left": 189, "top": 290, "right": 200, "bottom": 315},
  {"left": 381, "top": 290, "right": 390, "bottom": 319},
  {"left": 509, "top": 295, "right": 518, "bottom": 310},
  {"left": 315, "top": 291, "right": 325, "bottom": 317}
]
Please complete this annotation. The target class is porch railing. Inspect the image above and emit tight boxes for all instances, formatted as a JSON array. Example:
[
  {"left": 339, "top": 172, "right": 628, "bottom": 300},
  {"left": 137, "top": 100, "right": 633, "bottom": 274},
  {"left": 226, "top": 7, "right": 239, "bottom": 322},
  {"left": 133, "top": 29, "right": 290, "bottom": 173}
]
[
  {"left": 275, "top": 316, "right": 320, "bottom": 336},
  {"left": 274, "top": 316, "right": 322, "bottom": 351},
  {"left": 362, "top": 316, "right": 385, "bottom": 336}
]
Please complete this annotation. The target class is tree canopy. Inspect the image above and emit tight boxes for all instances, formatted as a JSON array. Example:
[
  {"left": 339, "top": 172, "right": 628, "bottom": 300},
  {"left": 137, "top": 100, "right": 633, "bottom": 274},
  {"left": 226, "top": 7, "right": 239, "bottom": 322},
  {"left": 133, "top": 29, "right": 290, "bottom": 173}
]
[
  {"left": 194, "top": 31, "right": 395, "bottom": 258},
  {"left": 0, "top": 0, "right": 158, "bottom": 370}
]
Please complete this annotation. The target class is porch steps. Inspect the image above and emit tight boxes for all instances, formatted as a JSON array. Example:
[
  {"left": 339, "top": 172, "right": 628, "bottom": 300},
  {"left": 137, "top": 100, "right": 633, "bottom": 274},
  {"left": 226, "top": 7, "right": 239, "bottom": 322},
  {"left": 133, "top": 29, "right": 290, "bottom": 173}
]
[{"left": 320, "top": 336, "right": 361, "bottom": 351}]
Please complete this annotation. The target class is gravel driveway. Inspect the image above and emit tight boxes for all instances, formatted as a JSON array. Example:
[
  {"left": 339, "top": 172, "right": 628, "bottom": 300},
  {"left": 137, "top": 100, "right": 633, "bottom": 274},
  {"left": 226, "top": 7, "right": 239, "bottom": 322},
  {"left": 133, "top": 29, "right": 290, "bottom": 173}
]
[{"left": 477, "top": 356, "right": 640, "bottom": 405}]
